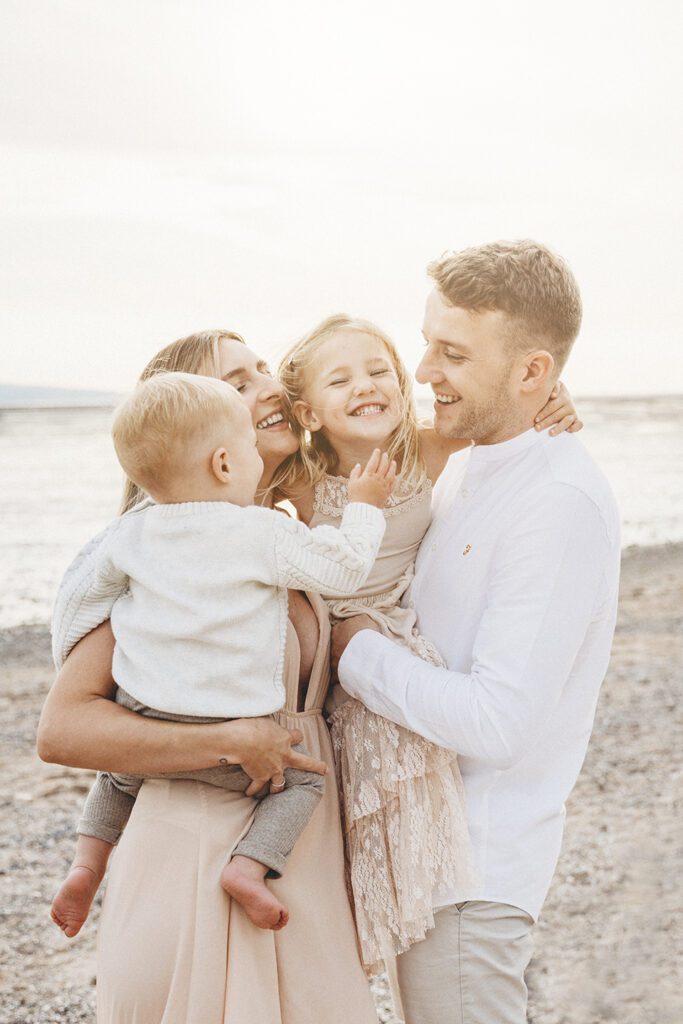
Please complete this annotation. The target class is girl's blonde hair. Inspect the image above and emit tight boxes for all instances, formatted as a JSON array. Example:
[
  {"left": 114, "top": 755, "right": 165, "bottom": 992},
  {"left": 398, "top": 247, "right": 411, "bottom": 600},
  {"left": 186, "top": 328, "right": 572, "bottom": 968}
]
[
  {"left": 120, "top": 329, "right": 245, "bottom": 512},
  {"left": 276, "top": 314, "right": 423, "bottom": 497}
]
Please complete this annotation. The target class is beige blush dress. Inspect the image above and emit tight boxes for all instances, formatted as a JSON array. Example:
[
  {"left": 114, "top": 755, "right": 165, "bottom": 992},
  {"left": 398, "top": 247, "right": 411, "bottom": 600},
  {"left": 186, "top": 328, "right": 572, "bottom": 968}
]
[
  {"left": 96, "top": 593, "right": 378, "bottom": 1024},
  {"left": 312, "top": 473, "right": 477, "bottom": 975}
]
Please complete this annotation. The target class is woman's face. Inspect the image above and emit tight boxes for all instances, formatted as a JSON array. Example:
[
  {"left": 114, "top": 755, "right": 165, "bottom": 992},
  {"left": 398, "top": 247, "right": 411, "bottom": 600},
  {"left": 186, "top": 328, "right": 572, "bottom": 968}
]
[{"left": 217, "top": 340, "right": 298, "bottom": 477}]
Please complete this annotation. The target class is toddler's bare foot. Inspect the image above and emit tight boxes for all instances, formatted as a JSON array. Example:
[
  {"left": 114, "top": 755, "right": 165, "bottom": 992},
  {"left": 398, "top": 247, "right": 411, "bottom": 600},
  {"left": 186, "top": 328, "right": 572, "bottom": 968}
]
[
  {"left": 51, "top": 865, "right": 102, "bottom": 938},
  {"left": 221, "top": 856, "right": 289, "bottom": 930}
]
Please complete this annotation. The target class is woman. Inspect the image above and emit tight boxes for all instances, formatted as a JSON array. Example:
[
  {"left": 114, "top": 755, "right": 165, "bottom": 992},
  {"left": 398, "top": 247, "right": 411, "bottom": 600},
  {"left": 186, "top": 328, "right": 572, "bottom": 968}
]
[{"left": 38, "top": 330, "right": 379, "bottom": 1024}]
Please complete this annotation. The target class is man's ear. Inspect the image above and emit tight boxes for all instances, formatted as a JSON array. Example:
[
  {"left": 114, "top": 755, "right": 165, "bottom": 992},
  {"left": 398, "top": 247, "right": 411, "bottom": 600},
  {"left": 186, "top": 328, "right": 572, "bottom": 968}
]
[
  {"left": 292, "top": 399, "right": 322, "bottom": 432},
  {"left": 210, "top": 447, "right": 231, "bottom": 483},
  {"left": 519, "top": 350, "right": 555, "bottom": 393}
]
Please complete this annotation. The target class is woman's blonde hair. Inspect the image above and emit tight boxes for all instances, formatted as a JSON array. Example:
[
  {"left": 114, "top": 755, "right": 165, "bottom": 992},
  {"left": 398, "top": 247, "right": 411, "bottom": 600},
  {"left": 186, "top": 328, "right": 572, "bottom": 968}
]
[
  {"left": 120, "top": 329, "right": 244, "bottom": 512},
  {"left": 275, "top": 314, "right": 423, "bottom": 497}
]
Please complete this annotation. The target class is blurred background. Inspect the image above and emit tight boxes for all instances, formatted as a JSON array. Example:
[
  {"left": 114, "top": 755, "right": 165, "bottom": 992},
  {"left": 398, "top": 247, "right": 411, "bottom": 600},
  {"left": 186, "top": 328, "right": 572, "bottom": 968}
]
[{"left": 1, "top": 0, "right": 681, "bottom": 396}]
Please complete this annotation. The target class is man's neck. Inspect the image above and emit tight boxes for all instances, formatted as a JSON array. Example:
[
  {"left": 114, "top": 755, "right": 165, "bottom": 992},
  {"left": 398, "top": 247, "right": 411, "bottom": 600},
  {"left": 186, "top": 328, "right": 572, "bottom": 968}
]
[{"left": 473, "top": 410, "right": 536, "bottom": 447}]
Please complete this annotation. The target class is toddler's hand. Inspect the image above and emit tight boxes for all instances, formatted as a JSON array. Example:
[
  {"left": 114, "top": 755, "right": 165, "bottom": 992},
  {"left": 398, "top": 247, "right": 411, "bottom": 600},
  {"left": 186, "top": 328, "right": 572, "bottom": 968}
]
[{"left": 348, "top": 449, "right": 397, "bottom": 509}]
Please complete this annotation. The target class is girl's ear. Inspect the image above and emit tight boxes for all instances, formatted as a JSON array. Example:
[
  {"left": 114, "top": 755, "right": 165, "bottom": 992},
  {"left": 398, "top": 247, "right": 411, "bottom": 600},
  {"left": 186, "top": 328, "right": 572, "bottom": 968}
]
[
  {"left": 210, "top": 447, "right": 231, "bottom": 483},
  {"left": 292, "top": 399, "right": 322, "bottom": 432}
]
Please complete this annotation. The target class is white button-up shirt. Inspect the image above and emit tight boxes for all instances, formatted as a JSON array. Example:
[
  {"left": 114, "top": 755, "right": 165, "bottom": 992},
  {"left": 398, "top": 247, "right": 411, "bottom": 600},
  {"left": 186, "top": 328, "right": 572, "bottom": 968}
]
[{"left": 339, "top": 428, "right": 620, "bottom": 919}]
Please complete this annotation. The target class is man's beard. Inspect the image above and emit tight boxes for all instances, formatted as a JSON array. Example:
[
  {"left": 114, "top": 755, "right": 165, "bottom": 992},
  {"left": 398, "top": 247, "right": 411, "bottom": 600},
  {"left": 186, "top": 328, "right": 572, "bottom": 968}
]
[{"left": 436, "top": 369, "right": 515, "bottom": 443}]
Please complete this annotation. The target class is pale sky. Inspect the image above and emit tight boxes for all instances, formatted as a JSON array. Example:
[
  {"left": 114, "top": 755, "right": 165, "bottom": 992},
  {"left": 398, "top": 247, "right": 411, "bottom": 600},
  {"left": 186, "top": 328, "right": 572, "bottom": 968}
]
[{"left": 1, "top": 0, "right": 681, "bottom": 397}]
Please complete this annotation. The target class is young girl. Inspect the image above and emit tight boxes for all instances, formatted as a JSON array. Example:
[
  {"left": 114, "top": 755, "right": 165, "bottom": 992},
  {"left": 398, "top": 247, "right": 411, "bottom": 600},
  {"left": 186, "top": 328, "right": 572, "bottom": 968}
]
[{"left": 275, "top": 314, "right": 581, "bottom": 975}]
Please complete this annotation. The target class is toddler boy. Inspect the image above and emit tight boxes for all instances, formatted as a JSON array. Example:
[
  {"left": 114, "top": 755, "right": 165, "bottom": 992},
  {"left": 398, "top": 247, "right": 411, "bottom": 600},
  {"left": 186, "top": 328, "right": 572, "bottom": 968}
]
[{"left": 50, "top": 372, "right": 395, "bottom": 937}]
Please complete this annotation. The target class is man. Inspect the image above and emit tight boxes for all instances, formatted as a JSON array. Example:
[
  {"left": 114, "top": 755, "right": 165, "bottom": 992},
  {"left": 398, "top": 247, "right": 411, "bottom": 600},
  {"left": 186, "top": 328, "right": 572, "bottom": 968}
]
[{"left": 332, "top": 240, "right": 621, "bottom": 1024}]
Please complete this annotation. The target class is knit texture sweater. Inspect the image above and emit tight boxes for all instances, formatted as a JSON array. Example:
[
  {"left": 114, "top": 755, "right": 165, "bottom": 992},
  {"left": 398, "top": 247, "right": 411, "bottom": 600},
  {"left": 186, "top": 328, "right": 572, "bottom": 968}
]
[{"left": 52, "top": 499, "right": 385, "bottom": 717}]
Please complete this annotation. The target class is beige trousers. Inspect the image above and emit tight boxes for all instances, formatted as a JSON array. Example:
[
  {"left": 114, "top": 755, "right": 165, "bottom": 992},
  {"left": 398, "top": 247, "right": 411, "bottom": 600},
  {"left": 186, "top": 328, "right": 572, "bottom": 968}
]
[{"left": 395, "top": 901, "right": 535, "bottom": 1024}]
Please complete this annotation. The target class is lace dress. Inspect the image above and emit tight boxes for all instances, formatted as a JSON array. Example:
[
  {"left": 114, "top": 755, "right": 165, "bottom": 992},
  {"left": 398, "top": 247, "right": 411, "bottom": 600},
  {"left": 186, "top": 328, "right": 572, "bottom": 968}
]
[{"left": 311, "top": 473, "right": 477, "bottom": 975}]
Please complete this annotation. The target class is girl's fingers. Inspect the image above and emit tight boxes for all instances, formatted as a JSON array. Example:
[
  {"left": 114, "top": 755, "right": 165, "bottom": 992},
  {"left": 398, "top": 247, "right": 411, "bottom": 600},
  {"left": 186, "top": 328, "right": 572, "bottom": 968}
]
[
  {"left": 549, "top": 414, "right": 576, "bottom": 436},
  {"left": 536, "top": 405, "right": 572, "bottom": 429},
  {"left": 535, "top": 398, "right": 562, "bottom": 423},
  {"left": 568, "top": 418, "right": 583, "bottom": 433},
  {"left": 349, "top": 463, "right": 362, "bottom": 480}
]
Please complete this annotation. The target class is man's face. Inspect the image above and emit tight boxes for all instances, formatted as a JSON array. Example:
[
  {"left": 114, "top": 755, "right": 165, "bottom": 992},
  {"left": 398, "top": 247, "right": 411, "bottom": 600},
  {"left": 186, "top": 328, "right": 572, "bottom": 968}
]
[{"left": 416, "top": 288, "right": 520, "bottom": 445}]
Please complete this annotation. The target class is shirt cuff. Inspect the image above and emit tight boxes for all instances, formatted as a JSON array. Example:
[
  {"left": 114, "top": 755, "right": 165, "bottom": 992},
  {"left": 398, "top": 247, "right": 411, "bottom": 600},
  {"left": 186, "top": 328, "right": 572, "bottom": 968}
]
[{"left": 338, "top": 628, "right": 388, "bottom": 703}]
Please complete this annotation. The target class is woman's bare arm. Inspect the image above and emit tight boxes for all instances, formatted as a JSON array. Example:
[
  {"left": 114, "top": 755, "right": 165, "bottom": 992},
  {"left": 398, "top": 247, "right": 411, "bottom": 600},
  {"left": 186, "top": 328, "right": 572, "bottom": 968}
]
[{"left": 36, "top": 621, "right": 326, "bottom": 789}]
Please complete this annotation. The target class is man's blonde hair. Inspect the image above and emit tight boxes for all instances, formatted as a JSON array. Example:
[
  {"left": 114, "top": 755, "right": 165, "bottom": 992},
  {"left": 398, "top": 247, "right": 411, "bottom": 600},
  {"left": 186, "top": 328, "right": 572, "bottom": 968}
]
[
  {"left": 275, "top": 314, "right": 423, "bottom": 498},
  {"left": 428, "top": 240, "right": 582, "bottom": 371},
  {"left": 120, "top": 329, "right": 245, "bottom": 511},
  {"left": 113, "top": 372, "right": 241, "bottom": 499}
]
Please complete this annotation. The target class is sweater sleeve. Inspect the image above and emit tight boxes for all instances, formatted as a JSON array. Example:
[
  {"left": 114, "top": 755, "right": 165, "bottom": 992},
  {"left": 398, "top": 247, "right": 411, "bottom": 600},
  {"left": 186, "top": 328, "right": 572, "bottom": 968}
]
[
  {"left": 272, "top": 502, "right": 386, "bottom": 597},
  {"left": 51, "top": 503, "right": 150, "bottom": 669}
]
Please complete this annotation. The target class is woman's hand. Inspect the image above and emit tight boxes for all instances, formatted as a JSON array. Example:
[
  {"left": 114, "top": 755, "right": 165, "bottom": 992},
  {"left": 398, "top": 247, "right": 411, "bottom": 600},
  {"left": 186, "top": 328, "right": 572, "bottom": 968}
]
[
  {"left": 225, "top": 718, "right": 328, "bottom": 797},
  {"left": 37, "top": 623, "right": 328, "bottom": 783},
  {"left": 534, "top": 382, "right": 583, "bottom": 436}
]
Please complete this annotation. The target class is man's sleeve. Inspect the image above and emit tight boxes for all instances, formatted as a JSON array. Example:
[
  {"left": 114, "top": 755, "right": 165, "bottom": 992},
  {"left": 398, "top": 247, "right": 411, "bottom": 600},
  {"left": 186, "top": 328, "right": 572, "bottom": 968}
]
[{"left": 338, "top": 484, "right": 615, "bottom": 769}]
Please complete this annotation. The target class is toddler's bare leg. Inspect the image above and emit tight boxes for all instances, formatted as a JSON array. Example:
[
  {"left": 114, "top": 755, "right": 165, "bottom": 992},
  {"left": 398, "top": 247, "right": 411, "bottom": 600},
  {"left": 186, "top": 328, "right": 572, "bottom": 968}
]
[
  {"left": 220, "top": 856, "right": 289, "bottom": 930},
  {"left": 51, "top": 834, "right": 112, "bottom": 938}
]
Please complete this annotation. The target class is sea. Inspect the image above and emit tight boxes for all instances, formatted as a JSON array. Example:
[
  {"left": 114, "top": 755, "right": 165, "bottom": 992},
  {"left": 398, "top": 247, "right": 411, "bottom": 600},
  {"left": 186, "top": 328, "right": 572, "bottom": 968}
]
[{"left": 1, "top": 395, "right": 682, "bottom": 631}]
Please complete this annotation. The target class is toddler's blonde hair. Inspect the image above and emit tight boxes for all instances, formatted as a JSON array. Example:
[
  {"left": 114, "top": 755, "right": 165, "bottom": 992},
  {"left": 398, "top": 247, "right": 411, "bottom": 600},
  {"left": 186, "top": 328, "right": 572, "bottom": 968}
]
[
  {"left": 275, "top": 314, "right": 423, "bottom": 498},
  {"left": 120, "top": 329, "right": 245, "bottom": 512},
  {"left": 113, "top": 372, "right": 242, "bottom": 500}
]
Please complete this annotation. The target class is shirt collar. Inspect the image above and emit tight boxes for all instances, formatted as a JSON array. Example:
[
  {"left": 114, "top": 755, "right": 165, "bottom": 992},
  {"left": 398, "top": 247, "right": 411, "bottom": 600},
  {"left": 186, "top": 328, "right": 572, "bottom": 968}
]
[{"left": 468, "top": 426, "right": 544, "bottom": 464}]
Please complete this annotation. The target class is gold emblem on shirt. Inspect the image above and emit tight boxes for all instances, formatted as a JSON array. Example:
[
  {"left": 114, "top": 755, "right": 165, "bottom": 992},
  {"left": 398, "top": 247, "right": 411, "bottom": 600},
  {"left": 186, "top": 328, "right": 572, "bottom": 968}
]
[{"left": 463, "top": 544, "right": 472, "bottom": 556}]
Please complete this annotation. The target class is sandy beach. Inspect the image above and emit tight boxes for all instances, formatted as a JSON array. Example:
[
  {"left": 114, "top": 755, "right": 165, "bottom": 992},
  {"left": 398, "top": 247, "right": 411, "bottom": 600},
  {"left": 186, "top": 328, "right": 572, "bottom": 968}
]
[{"left": 1, "top": 543, "right": 681, "bottom": 1024}]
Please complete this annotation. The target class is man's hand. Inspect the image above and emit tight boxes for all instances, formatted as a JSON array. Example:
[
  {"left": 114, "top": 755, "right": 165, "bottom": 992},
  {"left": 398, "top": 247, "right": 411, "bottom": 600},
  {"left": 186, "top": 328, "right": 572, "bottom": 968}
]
[
  {"left": 330, "top": 614, "right": 381, "bottom": 681},
  {"left": 223, "top": 717, "right": 328, "bottom": 797}
]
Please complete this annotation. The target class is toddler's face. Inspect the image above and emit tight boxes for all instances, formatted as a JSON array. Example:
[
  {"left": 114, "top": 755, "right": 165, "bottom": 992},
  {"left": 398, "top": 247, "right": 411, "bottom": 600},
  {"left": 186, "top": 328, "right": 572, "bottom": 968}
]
[
  {"left": 296, "top": 332, "right": 403, "bottom": 448},
  {"left": 219, "top": 399, "right": 265, "bottom": 503}
]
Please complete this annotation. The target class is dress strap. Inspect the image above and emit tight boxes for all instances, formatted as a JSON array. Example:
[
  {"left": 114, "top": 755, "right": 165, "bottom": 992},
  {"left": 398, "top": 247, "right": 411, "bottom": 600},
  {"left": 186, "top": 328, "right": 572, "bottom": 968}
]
[{"left": 302, "top": 592, "right": 332, "bottom": 712}]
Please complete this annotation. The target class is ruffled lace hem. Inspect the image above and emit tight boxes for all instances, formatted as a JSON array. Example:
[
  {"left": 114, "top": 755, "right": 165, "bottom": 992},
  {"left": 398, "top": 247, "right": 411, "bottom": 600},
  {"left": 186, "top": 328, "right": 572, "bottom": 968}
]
[{"left": 330, "top": 699, "right": 477, "bottom": 974}]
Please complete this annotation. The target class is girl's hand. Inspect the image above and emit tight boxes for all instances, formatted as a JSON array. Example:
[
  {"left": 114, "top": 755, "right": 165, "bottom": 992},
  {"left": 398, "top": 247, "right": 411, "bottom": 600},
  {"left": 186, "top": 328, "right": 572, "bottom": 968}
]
[
  {"left": 348, "top": 449, "right": 398, "bottom": 508},
  {"left": 534, "top": 382, "right": 583, "bottom": 436}
]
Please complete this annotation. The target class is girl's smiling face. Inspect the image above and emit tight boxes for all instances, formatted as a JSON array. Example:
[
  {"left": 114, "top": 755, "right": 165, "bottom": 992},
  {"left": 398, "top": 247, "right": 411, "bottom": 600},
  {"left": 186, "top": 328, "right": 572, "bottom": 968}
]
[{"left": 292, "top": 331, "right": 403, "bottom": 450}]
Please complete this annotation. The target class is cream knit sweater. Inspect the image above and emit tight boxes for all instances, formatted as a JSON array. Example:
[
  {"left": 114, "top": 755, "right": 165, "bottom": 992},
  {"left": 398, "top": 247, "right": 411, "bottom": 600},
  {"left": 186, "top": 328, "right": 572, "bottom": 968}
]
[{"left": 52, "top": 499, "right": 385, "bottom": 717}]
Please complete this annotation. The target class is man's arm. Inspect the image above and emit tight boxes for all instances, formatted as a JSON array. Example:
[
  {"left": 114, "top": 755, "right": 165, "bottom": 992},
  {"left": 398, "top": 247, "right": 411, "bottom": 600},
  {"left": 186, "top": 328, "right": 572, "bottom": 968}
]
[{"left": 339, "top": 484, "right": 616, "bottom": 769}]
